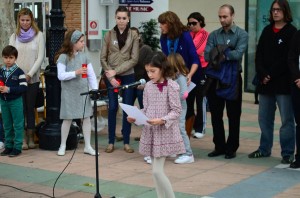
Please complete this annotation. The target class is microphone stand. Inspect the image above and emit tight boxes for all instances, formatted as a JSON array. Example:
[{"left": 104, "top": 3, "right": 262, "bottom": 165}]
[
  {"left": 80, "top": 82, "right": 142, "bottom": 198},
  {"left": 80, "top": 89, "right": 105, "bottom": 198}
]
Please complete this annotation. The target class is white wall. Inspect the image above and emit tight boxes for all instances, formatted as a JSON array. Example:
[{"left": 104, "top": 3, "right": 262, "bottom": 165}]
[{"left": 85, "top": 0, "right": 247, "bottom": 77}]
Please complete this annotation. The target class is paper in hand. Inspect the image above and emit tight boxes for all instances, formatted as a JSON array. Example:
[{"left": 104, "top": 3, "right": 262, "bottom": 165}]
[
  {"left": 187, "top": 82, "right": 196, "bottom": 93},
  {"left": 119, "top": 103, "right": 150, "bottom": 126}
]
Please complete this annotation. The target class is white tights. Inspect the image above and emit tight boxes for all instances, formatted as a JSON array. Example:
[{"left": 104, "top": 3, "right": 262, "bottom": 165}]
[
  {"left": 60, "top": 118, "right": 92, "bottom": 149},
  {"left": 152, "top": 157, "right": 175, "bottom": 198}
]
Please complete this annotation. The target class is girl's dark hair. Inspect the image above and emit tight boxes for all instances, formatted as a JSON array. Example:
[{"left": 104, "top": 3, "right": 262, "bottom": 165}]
[
  {"left": 268, "top": 0, "right": 293, "bottom": 23},
  {"left": 158, "top": 11, "right": 189, "bottom": 40},
  {"left": 115, "top": 6, "right": 130, "bottom": 17},
  {"left": 220, "top": 4, "right": 235, "bottom": 15},
  {"left": 147, "top": 51, "right": 175, "bottom": 78},
  {"left": 2, "top": 45, "right": 18, "bottom": 59},
  {"left": 187, "top": 12, "right": 206, "bottom": 28},
  {"left": 167, "top": 53, "right": 189, "bottom": 76},
  {"left": 54, "top": 29, "right": 83, "bottom": 63}
]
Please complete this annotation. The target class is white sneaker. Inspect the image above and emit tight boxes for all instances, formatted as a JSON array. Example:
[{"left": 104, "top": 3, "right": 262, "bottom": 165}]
[
  {"left": 193, "top": 132, "right": 205, "bottom": 139},
  {"left": 144, "top": 156, "right": 150, "bottom": 161},
  {"left": 174, "top": 155, "right": 194, "bottom": 164},
  {"left": 144, "top": 156, "right": 152, "bottom": 164},
  {"left": 0, "top": 142, "right": 4, "bottom": 150},
  {"left": 57, "top": 146, "right": 66, "bottom": 156},
  {"left": 84, "top": 146, "right": 98, "bottom": 156}
]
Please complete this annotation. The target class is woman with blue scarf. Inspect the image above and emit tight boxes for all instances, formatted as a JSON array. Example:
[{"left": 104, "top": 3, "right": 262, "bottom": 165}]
[{"left": 9, "top": 8, "right": 45, "bottom": 150}]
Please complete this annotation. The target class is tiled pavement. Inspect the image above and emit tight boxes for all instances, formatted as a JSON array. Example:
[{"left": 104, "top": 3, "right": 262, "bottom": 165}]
[{"left": 0, "top": 94, "right": 300, "bottom": 198}]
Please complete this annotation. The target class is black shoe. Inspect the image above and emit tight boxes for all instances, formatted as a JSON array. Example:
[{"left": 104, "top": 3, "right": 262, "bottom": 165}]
[
  {"left": 134, "top": 137, "right": 140, "bottom": 141},
  {"left": 254, "top": 101, "right": 259, "bottom": 104},
  {"left": 208, "top": 150, "right": 225, "bottom": 157},
  {"left": 8, "top": 149, "right": 21, "bottom": 157},
  {"left": 248, "top": 150, "right": 266, "bottom": 158},
  {"left": 290, "top": 161, "right": 300, "bottom": 169},
  {"left": 225, "top": 152, "right": 236, "bottom": 159},
  {"left": 281, "top": 156, "right": 293, "bottom": 164},
  {"left": 0, "top": 148, "right": 13, "bottom": 156}
]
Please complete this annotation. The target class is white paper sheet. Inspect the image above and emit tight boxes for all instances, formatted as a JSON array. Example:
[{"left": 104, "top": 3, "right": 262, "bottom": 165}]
[
  {"left": 187, "top": 82, "right": 196, "bottom": 93},
  {"left": 119, "top": 103, "right": 150, "bottom": 126}
]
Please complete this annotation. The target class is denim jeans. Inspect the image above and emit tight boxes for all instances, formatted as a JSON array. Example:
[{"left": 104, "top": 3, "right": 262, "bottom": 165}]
[
  {"left": 105, "top": 74, "right": 135, "bottom": 145},
  {"left": 291, "top": 84, "right": 300, "bottom": 161},
  {"left": 179, "top": 101, "right": 192, "bottom": 156},
  {"left": 258, "top": 94, "right": 295, "bottom": 157}
]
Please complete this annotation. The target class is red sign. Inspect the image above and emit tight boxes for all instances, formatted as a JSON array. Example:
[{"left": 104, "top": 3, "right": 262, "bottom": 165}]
[{"left": 126, "top": 6, "right": 153, "bottom": 12}]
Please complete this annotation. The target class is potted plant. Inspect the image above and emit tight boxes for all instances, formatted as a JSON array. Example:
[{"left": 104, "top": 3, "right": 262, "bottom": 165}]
[{"left": 139, "top": 19, "right": 160, "bottom": 51}]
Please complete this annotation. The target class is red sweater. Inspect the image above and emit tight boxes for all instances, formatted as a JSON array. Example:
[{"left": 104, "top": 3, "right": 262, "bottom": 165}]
[{"left": 190, "top": 28, "right": 209, "bottom": 68}]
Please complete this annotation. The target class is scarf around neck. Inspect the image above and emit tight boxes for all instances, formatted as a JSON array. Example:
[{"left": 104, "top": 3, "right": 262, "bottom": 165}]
[
  {"left": 114, "top": 25, "right": 129, "bottom": 50},
  {"left": 17, "top": 27, "right": 36, "bottom": 43}
]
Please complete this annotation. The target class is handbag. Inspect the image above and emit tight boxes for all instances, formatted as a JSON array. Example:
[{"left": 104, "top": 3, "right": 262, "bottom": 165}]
[{"left": 99, "top": 73, "right": 107, "bottom": 97}]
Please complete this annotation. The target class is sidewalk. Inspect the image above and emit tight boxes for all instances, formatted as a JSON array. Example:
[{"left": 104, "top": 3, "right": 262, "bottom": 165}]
[{"left": 0, "top": 96, "right": 300, "bottom": 198}]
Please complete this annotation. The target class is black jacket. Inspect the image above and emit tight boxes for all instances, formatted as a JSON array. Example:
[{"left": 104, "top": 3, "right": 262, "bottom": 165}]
[{"left": 256, "top": 23, "right": 297, "bottom": 95}]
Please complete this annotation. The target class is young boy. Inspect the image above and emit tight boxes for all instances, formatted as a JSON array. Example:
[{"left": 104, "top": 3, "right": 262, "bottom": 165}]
[{"left": 0, "top": 45, "right": 27, "bottom": 157}]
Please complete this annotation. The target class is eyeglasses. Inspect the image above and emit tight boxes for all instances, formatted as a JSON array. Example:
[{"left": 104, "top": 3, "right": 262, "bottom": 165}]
[
  {"left": 187, "top": 21, "right": 198, "bottom": 26},
  {"left": 117, "top": 17, "right": 127, "bottom": 20},
  {"left": 271, "top": 8, "right": 282, "bottom": 13}
]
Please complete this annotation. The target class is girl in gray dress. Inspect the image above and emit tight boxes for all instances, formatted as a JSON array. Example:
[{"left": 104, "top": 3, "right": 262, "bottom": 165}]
[
  {"left": 127, "top": 52, "right": 185, "bottom": 198},
  {"left": 54, "top": 30, "right": 98, "bottom": 156}
]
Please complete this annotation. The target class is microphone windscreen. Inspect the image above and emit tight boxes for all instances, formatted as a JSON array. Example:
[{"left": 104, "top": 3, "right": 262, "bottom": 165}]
[{"left": 139, "top": 79, "right": 146, "bottom": 85}]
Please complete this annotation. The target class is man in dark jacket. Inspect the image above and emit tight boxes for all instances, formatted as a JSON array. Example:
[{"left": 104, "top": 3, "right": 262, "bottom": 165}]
[{"left": 248, "top": 0, "right": 296, "bottom": 164}]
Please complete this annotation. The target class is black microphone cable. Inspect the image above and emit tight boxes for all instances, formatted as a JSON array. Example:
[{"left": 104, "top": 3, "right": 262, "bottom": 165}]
[{"left": 52, "top": 82, "right": 89, "bottom": 198}]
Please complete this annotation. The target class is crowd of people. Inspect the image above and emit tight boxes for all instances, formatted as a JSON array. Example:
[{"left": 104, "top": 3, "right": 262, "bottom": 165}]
[{"left": 1, "top": 1, "right": 300, "bottom": 197}]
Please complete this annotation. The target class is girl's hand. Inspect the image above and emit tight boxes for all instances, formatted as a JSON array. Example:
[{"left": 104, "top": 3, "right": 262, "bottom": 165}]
[
  {"left": 147, "top": 118, "right": 165, "bottom": 125},
  {"left": 0, "top": 86, "right": 9, "bottom": 93},
  {"left": 127, "top": 117, "right": 136, "bottom": 123},
  {"left": 75, "top": 67, "right": 87, "bottom": 75}
]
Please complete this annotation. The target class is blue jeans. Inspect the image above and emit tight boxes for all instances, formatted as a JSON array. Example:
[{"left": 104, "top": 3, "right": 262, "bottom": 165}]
[
  {"left": 258, "top": 94, "right": 295, "bottom": 157},
  {"left": 105, "top": 74, "right": 135, "bottom": 145},
  {"left": 291, "top": 84, "right": 300, "bottom": 161},
  {"left": 179, "top": 101, "right": 192, "bottom": 156}
]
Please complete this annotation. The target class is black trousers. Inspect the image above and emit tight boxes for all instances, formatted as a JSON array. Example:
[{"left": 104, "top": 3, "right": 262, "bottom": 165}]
[
  {"left": 186, "top": 82, "right": 206, "bottom": 132},
  {"left": 207, "top": 75, "right": 242, "bottom": 153}
]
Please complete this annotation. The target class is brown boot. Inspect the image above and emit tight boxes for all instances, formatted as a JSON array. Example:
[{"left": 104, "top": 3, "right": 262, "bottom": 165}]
[
  {"left": 27, "top": 129, "right": 36, "bottom": 149},
  {"left": 185, "top": 116, "right": 195, "bottom": 139},
  {"left": 22, "top": 131, "right": 29, "bottom": 150}
]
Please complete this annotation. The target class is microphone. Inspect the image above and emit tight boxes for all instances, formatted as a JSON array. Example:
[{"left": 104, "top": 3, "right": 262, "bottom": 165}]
[{"left": 120, "top": 79, "right": 146, "bottom": 89}]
